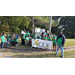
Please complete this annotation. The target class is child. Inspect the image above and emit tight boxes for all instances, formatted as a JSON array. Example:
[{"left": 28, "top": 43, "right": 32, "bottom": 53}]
[
  {"left": 11, "top": 33, "right": 15, "bottom": 46},
  {"left": 33, "top": 33, "right": 36, "bottom": 39},
  {"left": 44, "top": 35, "right": 48, "bottom": 40},
  {"left": 0, "top": 32, "right": 5, "bottom": 50},
  {"left": 52, "top": 34, "right": 57, "bottom": 51},
  {"left": 48, "top": 36, "right": 52, "bottom": 41},
  {"left": 7, "top": 33, "right": 10, "bottom": 45},
  {"left": 15, "top": 34, "right": 19, "bottom": 47},
  {"left": 25, "top": 35, "right": 29, "bottom": 45},
  {"left": 21, "top": 34, "right": 25, "bottom": 45}
]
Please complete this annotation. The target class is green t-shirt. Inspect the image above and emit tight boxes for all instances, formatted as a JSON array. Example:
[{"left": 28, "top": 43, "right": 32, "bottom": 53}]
[
  {"left": 15, "top": 36, "right": 18, "bottom": 42},
  {"left": 1, "top": 35, "right": 5, "bottom": 42},
  {"left": 57, "top": 38, "right": 62, "bottom": 45},
  {"left": 48, "top": 38, "right": 52, "bottom": 41},
  {"left": 44, "top": 37, "right": 48, "bottom": 40},
  {"left": 29, "top": 38, "right": 31, "bottom": 41},
  {"left": 25, "top": 37, "right": 29, "bottom": 41},
  {"left": 22, "top": 35, "right": 25, "bottom": 39},
  {"left": 33, "top": 36, "right": 36, "bottom": 39},
  {"left": 11, "top": 35, "right": 12, "bottom": 38},
  {"left": 25, "top": 33, "right": 29, "bottom": 37},
  {"left": 52, "top": 37, "right": 57, "bottom": 44},
  {"left": 7, "top": 35, "right": 9, "bottom": 40},
  {"left": 28, "top": 33, "right": 30, "bottom": 35},
  {"left": 12, "top": 38, "right": 14, "bottom": 41}
]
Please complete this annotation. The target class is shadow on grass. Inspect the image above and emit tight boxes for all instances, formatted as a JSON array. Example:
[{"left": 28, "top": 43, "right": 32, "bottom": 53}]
[{"left": 12, "top": 52, "right": 61, "bottom": 58}]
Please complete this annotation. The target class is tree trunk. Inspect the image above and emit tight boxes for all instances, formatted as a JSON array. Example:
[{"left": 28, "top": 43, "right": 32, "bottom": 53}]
[{"left": 32, "top": 16, "right": 34, "bottom": 34}]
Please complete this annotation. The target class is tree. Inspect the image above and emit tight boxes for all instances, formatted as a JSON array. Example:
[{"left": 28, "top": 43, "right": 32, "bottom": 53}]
[{"left": 59, "top": 16, "right": 75, "bottom": 38}]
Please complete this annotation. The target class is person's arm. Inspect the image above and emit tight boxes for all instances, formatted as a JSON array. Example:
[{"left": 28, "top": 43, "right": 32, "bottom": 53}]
[
  {"left": 62, "top": 35, "right": 66, "bottom": 47},
  {"left": 56, "top": 35, "right": 59, "bottom": 42}
]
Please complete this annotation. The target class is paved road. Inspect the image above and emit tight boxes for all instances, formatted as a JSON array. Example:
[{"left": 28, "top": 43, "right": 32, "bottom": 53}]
[
  {"left": 0, "top": 52, "right": 13, "bottom": 58},
  {"left": 0, "top": 53, "right": 6, "bottom": 57}
]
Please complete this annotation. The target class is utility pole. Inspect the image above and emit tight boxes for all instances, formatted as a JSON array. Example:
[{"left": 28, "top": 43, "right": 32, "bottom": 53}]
[{"left": 49, "top": 16, "right": 52, "bottom": 33}]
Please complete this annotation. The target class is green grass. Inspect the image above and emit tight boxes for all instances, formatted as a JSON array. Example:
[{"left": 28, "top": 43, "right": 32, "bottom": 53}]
[
  {"left": 0, "top": 39, "right": 75, "bottom": 58},
  {"left": 10, "top": 40, "right": 31, "bottom": 49}
]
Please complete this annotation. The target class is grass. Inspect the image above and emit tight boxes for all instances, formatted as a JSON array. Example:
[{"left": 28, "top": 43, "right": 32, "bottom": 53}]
[
  {"left": 0, "top": 39, "right": 75, "bottom": 58},
  {"left": 65, "top": 39, "right": 75, "bottom": 46},
  {"left": 0, "top": 49, "right": 75, "bottom": 58}
]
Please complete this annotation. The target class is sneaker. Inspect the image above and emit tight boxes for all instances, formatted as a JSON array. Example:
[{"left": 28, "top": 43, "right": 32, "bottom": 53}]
[
  {"left": 1, "top": 48, "right": 4, "bottom": 50},
  {"left": 56, "top": 54, "right": 57, "bottom": 56},
  {"left": 7, "top": 46, "right": 9, "bottom": 47},
  {"left": 62, "top": 55, "right": 64, "bottom": 58}
]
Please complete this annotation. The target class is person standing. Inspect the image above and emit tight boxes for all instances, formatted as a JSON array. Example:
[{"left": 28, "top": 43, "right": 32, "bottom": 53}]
[
  {"left": 56, "top": 31, "right": 66, "bottom": 58},
  {"left": 21, "top": 34, "right": 25, "bottom": 45},
  {"left": 15, "top": 34, "right": 19, "bottom": 47},
  {"left": 0, "top": 32, "right": 5, "bottom": 50},
  {"left": 7, "top": 33, "right": 10, "bottom": 45},
  {"left": 52, "top": 34, "right": 57, "bottom": 51}
]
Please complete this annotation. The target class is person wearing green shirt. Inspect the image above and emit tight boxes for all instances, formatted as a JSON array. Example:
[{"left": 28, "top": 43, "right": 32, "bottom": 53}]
[
  {"left": 52, "top": 34, "right": 57, "bottom": 51},
  {"left": 0, "top": 32, "right": 5, "bottom": 50},
  {"left": 11, "top": 33, "right": 16, "bottom": 46},
  {"left": 44, "top": 35, "right": 48, "bottom": 40},
  {"left": 7, "top": 33, "right": 10, "bottom": 44},
  {"left": 33, "top": 33, "right": 36, "bottom": 39},
  {"left": 21, "top": 34, "right": 25, "bottom": 45},
  {"left": 25, "top": 36, "right": 29, "bottom": 45},
  {"left": 15, "top": 34, "right": 19, "bottom": 47},
  {"left": 48, "top": 36, "right": 52, "bottom": 41}
]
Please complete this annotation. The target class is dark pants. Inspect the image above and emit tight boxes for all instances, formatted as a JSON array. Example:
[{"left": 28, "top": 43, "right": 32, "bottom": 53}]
[
  {"left": 11, "top": 41, "right": 15, "bottom": 46},
  {"left": 22, "top": 39, "right": 25, "bottom": 45}
]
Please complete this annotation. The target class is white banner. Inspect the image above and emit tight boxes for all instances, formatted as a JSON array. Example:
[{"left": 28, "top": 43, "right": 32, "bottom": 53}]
[{"left": 32, "top": 39, "right": 53, "bottom": 50}]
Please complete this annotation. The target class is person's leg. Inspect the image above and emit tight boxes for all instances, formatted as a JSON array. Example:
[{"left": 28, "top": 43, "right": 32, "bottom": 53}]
[
  {"left": 53, "top": 44, "right": 54, "bottom": 50},
  {"left": 1, "top": 42, "right": 4, "bottom": 49},
  {"left": 6, "top": 41, "right": 9, "bottom": 47},
  {"left": 56, "top": 45, "right": 60, "bottom": 56},
  {"left": 60, "top": 45, "right": 64, "bottom": 58},
  {"left": 55, "top": 44, "right": 57, "bottom": 50}
]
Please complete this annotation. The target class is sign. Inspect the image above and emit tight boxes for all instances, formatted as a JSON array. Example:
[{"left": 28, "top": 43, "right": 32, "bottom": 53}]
[
  {"left": 35, "top": 28, "right": 41, "bottom": 33},
  {"left": 32, "top": 39, "right": 53, "bottom": 50}
]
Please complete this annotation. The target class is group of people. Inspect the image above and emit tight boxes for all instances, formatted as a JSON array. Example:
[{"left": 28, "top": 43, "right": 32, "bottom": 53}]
[
  {"left": 21, "top": 30, "right": 66, "bottom": 58},
  {"left": 0, "top": 32, "right": 19, "bottom": 50},
  {"left": 0, "top": 30, "right": 66, "bottom": 58},
  {"left": 21, "top": 30, "right": 57, "bottom": 49}
]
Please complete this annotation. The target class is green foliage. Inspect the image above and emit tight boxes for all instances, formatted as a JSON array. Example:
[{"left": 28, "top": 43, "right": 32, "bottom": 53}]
[
  {"left": 0, "top": 16, "right": 60, "bottom": 35},
  {"left": 59, "top": 16, "right": 75, "bottom": 38}
]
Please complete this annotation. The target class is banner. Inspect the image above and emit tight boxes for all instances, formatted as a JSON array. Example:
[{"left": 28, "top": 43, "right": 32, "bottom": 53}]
[{"left": 32, "top": 39, "right": 53, "bottom": 50}]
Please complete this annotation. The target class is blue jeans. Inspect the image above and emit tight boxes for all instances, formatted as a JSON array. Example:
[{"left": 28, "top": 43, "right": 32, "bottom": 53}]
[
  {"left": 1, "top": 42, "right": 4, "bottom": 49},
  {"left": 56, "top": 44, "right": 64, "bottom": 56}
]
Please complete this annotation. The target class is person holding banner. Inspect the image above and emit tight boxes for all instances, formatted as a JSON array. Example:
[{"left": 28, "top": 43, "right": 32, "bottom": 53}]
[{"left": 33, "top": 33, "right": 36, "bottom": 39}]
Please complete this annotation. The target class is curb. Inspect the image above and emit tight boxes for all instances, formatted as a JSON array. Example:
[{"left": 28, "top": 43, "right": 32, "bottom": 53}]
[
  {"left": 4, "top": 47, "right": 52, "bottom": 51},
  {"left": 4, "top": 46, "right": 75, "bottom": 51}
]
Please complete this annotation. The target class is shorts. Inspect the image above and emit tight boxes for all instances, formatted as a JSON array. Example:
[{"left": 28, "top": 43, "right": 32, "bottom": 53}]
[{"left": 53, "top": 44, "right": 56, "bottom": 47}]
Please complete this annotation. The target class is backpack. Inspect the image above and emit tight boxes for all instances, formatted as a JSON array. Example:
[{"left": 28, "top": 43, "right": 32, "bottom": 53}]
[{"left": 57, "top": 38, "right": 62, "bottom": 45}]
